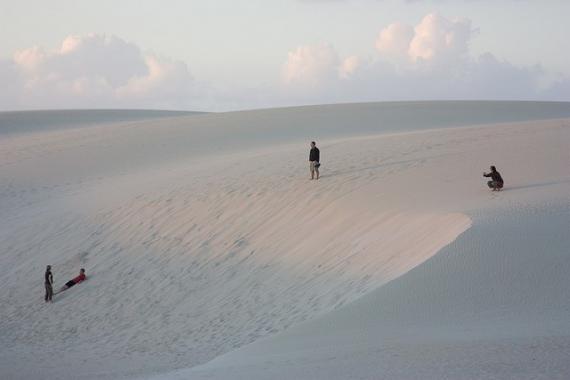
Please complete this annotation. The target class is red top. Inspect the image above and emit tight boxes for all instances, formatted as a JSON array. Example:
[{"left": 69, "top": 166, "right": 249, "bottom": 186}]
[{"left": 73, "top": 273, "right": 86, "bottom": 283}]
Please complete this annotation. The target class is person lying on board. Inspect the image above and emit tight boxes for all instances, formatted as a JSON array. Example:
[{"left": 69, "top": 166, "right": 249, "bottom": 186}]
[
  {"left": 483, "top": 165, "right": 504, "bottom": 191},
  {"left": 56, "top": 268, "right": 86, "bottom": 294}
]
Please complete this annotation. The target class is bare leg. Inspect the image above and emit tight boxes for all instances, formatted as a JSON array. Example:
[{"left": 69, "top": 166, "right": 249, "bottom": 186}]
[{"left": 315, "top": 167, "right": 319, "bottom": 180}]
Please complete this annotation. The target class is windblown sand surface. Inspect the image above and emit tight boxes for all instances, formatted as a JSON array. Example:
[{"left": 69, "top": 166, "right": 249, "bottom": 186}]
[{"left": 1, "top": 102, "right": 569, "bottom": 379}]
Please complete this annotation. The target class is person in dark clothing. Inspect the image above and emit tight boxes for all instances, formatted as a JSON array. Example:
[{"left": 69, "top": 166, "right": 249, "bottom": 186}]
[
  {"left": 483, "top": 165, "right": 504, "bottom": 191},
  {"left": 309, "top": 141, "right": 320, "bottom": 180},
  {"left": 45, "top": 265, "right": 53, "bottom": 302},
  {"left": 56, "top": 268, "right": 86, "bottom": 294}
]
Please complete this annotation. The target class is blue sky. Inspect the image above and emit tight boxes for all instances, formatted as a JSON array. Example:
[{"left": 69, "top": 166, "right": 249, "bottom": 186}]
[{"left": 1, "top": 0, "right": 569, "bottom": 111}]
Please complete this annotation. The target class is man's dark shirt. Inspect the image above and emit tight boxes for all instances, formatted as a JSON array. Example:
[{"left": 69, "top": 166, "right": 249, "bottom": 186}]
[
  {"left": 309, "top": 147, "right": 320, "bottom": 162},
  {"left": 45, "top": 270, "right": 53, "bottom": 285},
  {"left": 484, "top": 171, "right": 503, "bottom": 183}
]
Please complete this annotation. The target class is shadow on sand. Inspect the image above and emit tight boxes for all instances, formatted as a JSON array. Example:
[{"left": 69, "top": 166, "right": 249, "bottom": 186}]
[{"left": 506, "top": 179, "right": 570, "bottom": 191}]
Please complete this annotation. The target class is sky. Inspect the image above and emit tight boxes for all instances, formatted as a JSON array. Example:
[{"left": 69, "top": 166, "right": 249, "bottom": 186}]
[{"left": 0, "top": 0, "right": 569, "bottom": 111}]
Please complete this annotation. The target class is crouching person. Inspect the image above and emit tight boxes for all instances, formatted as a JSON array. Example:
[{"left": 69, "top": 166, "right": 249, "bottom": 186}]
[{"left": 483, "top": 165, "right": 504, "bottom": 191}]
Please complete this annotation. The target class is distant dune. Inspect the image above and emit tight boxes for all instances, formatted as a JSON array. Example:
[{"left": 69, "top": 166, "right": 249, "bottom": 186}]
[
  {"left": 1, "top": 101, "right": 569, "bottom": 380},
  {"left": 0, "top": 109, "right": 203, "bottom": 136}
]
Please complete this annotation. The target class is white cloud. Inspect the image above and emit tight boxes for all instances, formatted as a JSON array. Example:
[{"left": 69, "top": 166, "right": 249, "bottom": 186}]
[
  {"left": 283, "top": 44, "right": 341, "bottom": 88},
  {"left": 1, "top": 19, "right": 568, "bottom": 112},
  {"left": 281, "top": 12, "right": 570, "bottom": 106},
  {"left": 0, "top": 34, "right": 199, "bottom": 111},
  {"left": 13, "top": 46, "right": 46, "bottom": 72},
  {"left": 375, "top": 13, "right": 473, "bottom": 65},
  {"left": 375, "top": 22, "right": 414, "bottom": 61},
  {"left": 282, "top": 45, "right": 361, "bottom": 92},
  {"left": 408, "top": 13, "right": 473, "bottom": 63},
  {"left": 339, "top": 56, "right": 360, "bottom": 79},
  {"left": 115, "top": 56, "right": 196, "bottom": 108}
]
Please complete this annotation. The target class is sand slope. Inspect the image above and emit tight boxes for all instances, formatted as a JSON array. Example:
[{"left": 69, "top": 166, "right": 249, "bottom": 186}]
[{"left": 173, "top": 189, "right": 570, "bottom": 380}]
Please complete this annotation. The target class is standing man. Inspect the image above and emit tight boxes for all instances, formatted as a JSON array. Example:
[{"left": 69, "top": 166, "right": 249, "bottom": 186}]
[
  {"left": 309, "top": 141, "right": 320, "bottom": 180},
  {"left": 45, "top": 265, "right": 53, "bottom": 302}
]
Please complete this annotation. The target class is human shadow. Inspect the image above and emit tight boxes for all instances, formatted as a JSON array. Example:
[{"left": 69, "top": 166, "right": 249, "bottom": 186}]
[{"left": 506, "top": 179, "right": 570, "bottom": 191}]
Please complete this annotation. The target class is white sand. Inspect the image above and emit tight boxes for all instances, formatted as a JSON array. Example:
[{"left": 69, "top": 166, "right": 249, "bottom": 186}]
[{"left": 0, "top": 102, "right": 569, "bottom": 379}]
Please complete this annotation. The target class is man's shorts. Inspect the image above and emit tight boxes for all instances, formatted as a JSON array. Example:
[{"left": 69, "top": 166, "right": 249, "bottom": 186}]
[
  {"left": 487, "top": 180, "right": 504, "bottom": 189},
  {"left": 310, "top": 161, "right": 319, "bottom": 171},
  {"left": 65, "top": 280, "right": 76, "bottom": 288}
]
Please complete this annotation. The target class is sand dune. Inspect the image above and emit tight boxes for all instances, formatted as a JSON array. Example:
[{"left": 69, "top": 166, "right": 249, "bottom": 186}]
[
  {"left": 168, "top": 132, "right": 570, "bottom": 379},
  {"left": 1, "top": 102, "right": 569, "bottom": 379}
]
